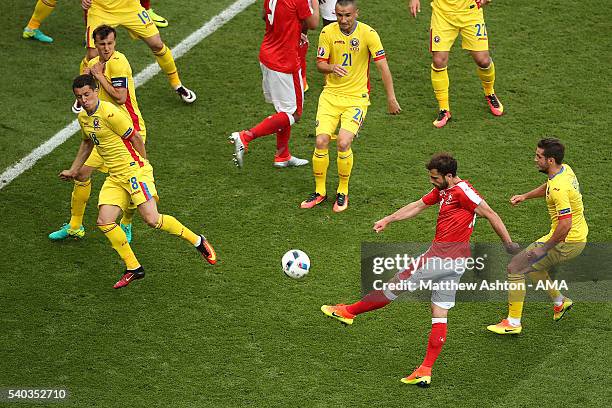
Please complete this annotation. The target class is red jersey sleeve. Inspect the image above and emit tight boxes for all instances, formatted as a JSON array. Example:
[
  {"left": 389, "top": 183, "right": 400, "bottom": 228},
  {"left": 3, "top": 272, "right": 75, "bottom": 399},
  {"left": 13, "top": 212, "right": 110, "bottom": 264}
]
[
  {"left": 296, "top": 0, "right": 313, "bottom": 21},
  {"left": 421, "top": 188, "right": 441, "bottom": 205},
  {"left": 456, "top": 181, "right": 483, "bottom": 212}
]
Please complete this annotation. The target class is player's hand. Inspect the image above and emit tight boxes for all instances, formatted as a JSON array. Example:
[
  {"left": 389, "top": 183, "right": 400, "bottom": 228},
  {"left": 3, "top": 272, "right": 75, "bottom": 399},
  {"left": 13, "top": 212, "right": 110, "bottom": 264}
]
[
  {"left": 409, "top": 0, "right": 421, "bottom": 18},
  {"left": 331, "top": 64, "right": 348, "bottom": 77},
  {"left": 81, "top": 0, "right": 92, "bottom": 11},
  {"left": 82, "top": 67, "right": 91, "bottom": 75},
  {"left": 300, "top": 33, "right": 309, "bottom": 46},
  {"left": 89, "top": 62, "right": 104, "bottom": 79},
  {"left": 475, "top": 0, "right": 491, "bottom": 8},
  {"left": 510, "top": 194, "right": 526, "bottom": 206},
  {"left": 504, "top": 242, "right": 521, "bottom": 255},
  {"left": 59, "top": 169, "right": 77, "bottom": 181},
  {"left": 526, "top": 246, "right": 547, "bottom": 262},
  {"left": 387, "top": 98, "right": 402, "bottom": 115},
  {"left": 373, "top": 218, "right": 390, "bottom": 233}
]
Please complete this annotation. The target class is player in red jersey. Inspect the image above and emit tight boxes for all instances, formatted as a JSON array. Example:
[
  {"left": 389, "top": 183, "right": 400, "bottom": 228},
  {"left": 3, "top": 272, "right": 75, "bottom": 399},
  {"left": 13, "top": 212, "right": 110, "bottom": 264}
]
[
  {"left": 229, "top": 0, "right": 319, "bottom": 169},
  {"left": 321, "top": 153, "right": 519, "bottom": 386}
]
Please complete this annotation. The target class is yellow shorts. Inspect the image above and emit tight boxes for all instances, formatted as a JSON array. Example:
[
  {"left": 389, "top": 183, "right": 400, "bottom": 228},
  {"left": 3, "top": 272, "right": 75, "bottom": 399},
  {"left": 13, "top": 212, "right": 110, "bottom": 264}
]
[
  {"left": 529, "top": 241, "right": 586, "bottom": 272},
  {"left": 98, "top": 164, "right": 158, "bottom": 211},
  {"left": 430, "top": 7, "right": 488, "bottom": 52},
  {"left": 86, "top": 6, "right": 159, "bottom": 48},
  {"left": 84, "top": 129, "right": 146, "bottom": 173},
  {"left": 316, "top": 92, "right": 369, "bottom": 137}
]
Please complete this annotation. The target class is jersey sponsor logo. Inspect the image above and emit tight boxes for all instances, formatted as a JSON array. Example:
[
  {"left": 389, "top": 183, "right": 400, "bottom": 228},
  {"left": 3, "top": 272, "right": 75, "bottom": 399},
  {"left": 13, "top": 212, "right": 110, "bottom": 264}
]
[
  {"left": 334, "top": 40, "right": 345, "bottom": 44},
  {"left": 317, "top": 47, "right": 326, "bottom": 57},
  {"left": 93, "top": 118, "right": 101, "bottom": 130}
]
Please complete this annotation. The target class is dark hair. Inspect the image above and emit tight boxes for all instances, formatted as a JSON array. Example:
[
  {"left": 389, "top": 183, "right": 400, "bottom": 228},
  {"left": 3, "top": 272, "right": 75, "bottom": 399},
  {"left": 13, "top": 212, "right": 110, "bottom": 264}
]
[
  {"left": 426, "top": 153, "right": 458, "bottom": 177},
  {"left": 72, "top": 74, "right": 98, "bottom": 91},
  {"left": 336, "top": 0, "right": 357, "bottom": 7},
  {"left": 92, "top": 24, "right": 116, "bottom": 42},
  {"left": 537, "top": 137, "right": 564, "bottom": 164}
]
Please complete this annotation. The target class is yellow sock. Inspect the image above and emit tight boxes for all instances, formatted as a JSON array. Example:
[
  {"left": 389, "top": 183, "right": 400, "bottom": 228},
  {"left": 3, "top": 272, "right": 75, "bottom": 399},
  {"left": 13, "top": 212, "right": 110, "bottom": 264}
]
[
  {"left": 507, "top": 273, "right": 526, "bottom": 319},
  {"left": 477, "top": 61, "right": 496, "bottom": 95},
  {"left": 79, "top": 57, "right": 89, "bottom": 75},
  {"left": 121, "top": 207, "right": 136, "bottom": 225},
  {"left": 155, "top": 214, "right": 199, "bottom": 246},
  {"left": 337, "top": 148, "right": 353, "bottom": 195},
  {"left": 154, "top": 45, "right": 181, "bottom": 89},
  {"left": 312, "top": 148, "right": 329, "bottom": 196},
  {"left": 98, "top": 223, "right": 140, "bottom": 270},
  {"left": 528, "top": 270, "right": 562, "bottom": 300},
  {"left": 69, "top": 179, "right": 91, "bottom": 230},
  {"left": 431, "top": 64, "right": 450, "bottom": 111},
  {"left": 27, "top": 0, "right": 56, "bottom": 30}
]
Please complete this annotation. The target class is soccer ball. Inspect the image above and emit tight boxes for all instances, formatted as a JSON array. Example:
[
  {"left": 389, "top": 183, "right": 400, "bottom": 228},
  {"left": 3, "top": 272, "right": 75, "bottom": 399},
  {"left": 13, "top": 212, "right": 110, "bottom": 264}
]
[{"left": 281, "top": 249, "right": 310, "bottom": 279}]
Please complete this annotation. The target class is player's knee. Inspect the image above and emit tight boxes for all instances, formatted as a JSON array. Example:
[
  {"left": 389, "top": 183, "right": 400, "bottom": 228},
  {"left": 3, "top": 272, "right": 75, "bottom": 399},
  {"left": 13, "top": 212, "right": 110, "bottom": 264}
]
[
  {"left": 337, "top": 139, "right": 352, "bottom": 152},
  {"left": 148, "top": 39, "right": 164, "bottom": 53},
  {"left": 143, "top": 214, "right": 159, "bottom": 228},
  {"left": 315, "top": 136, "right": 330, "bottom": 150},
  {"left": 474, "top": 53, "right": 492, "bottom": 68},
  {"left": 432, "top": 55, "right": 448, "bottom": 69}
]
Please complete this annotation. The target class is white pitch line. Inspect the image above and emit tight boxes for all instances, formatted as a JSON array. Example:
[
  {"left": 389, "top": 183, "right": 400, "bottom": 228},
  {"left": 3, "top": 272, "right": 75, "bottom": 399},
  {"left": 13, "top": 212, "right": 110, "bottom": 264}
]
[{"left": 0, "top": 0, "right": 256, "bottom": 190}]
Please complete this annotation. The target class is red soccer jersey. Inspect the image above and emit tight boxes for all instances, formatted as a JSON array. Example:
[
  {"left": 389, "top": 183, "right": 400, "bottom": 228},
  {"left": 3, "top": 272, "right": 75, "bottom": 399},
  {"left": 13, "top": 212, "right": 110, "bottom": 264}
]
[
  {"left": 259, "top": 0, "right": 313, "bottom": 73},
  {"left": 421, "top": 180, "right": 483, "bottom": 258}
]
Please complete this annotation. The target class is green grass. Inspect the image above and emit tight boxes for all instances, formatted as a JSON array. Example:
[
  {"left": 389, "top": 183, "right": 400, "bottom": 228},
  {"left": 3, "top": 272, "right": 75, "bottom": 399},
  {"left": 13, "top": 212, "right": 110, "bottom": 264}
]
[{"left": 1, "top": 0, "right": 611, "bottom": 406}]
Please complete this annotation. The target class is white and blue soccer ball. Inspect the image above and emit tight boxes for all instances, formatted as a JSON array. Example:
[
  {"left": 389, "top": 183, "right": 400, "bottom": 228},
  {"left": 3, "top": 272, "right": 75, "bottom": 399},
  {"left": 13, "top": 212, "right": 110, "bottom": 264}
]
[{"left": 281, "top": 249, "right": 310, "bottom": 279}]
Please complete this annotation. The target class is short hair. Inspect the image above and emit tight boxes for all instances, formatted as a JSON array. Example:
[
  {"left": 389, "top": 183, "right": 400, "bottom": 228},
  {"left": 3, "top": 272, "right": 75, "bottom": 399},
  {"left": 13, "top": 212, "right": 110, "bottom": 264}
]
[
  {"left": 92, "top": 24, "right": 116, "bottom": 42},
  {"left": 336, "top": 0, "right": 357, "bottom": 7},
  {"left": 426, "top": 153, "right": 458, "bottom": 177},
  {"left": 72, "top": 74, "right": 98, "bottom": 91},
  {"left": 537, "top": 137, "right": 564, "bottom": 164}
]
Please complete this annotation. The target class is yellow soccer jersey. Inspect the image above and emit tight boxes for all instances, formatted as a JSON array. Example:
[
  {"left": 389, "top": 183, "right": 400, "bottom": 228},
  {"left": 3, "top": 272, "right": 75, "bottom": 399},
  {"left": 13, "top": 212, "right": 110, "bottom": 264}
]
[
  {"left": 317, "top": 22, "right": 386, "bottom": 100},
  {"left": 432, "top": 0, "right": 480, "bottom": 14},
  {"left": 542, "top": 164, "right": 588, "bottom": 242},
  {"left": 91, "top": 0, "right": 141, "bottom": 12},
  {"left": 88, "top": 51, "right": 146, "bottom": 133},
  {"left": 78, "top": 101, "right": 148, "bottom": 177}
]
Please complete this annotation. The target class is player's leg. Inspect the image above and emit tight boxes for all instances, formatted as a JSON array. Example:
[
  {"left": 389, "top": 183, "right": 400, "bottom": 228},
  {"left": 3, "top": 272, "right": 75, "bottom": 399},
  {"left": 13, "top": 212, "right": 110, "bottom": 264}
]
[
  {"left": 48, "top": 165, "right": 96, "bottom": 241},
  {"left": 461, "top": 11, "right": 503, "bottom": 116},
  {"left": 300, "top": 133, "right": 331, "bottom": 208},
  {"left": 140, "top": 0, "right": 168, "bottom": 28},
  {"left": 23, "top": 0, "right": 55, "bottom": 43},
  {"left": 430, "top": 8, "right": 457, "bottom": 128},
  {"left": 273, "top": 69, "right": 308, "bottom": 167},
  {"left": 334, "top": 129, "right": 354, "bottom": 212},
  {"left": 140, "top": 34, "right": 196, "bottom": 103}
]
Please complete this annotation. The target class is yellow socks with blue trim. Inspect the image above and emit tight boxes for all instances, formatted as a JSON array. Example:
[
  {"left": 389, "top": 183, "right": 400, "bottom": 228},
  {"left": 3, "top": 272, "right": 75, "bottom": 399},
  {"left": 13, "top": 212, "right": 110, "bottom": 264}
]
[
  {"left": 431, "top": 64, "right": 450, "bottom": 111},
  {"left": 69, "top": 179, "right": 91, "bottom": 230},
  {"left": 312, "top": 148, "right": 329, "bottom": 196},
  {"left": 337, "top": 149, "right": 353, "bottom": 195},
  {"left": 27, "top": 0, "right": 56, "bottom": 30},
  {"left": 154, "top": 214, "right": 199, "bottom": 246},
  {"left": 507, "top": 273, "right": 526, "bottom": 326},
  {"left": 98, "top": 223, "right": 141, "bottom": 270},
  {"left": 477, "top": 61, "right": 496, "bottom": 95},
  {"left": 153, "top": 44, "right": 181, "bottom": 89}
]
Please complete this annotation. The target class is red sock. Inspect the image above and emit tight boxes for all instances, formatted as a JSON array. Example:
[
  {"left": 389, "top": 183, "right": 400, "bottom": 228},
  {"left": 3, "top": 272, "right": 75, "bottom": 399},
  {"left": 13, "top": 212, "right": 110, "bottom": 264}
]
[
  {"left": 249, "top": 112, "right": 291, "bottom": 138},
  {"left": 140, "top": 0, "right": 151, "bottom": 10},
  {"left": 275, "top": 126, "right": 291, "bottom": 162},
  {"left": 421, "top": 321, "right": 447, "bottom": 368},
  {"left": 345, "top": 290, "right": 391, "bottom": 316}
]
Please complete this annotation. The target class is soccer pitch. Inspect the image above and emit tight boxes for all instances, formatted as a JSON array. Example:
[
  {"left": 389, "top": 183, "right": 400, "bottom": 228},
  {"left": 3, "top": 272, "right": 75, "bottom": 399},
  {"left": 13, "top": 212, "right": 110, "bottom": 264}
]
[{"left": 1, "top": 0, "right": 610, "bottom": 406}]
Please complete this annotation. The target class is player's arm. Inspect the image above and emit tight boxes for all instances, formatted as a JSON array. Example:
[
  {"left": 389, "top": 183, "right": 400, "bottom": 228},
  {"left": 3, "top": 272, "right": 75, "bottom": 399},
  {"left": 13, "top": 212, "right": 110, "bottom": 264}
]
[
  {"left": 59, "top": 139, "right": 94, "bottom": 181},
  {"left": 304, "top": 0, "right": 320, "bottom": 29},
  {"left": 81, "top": 0, "right": 92, "bottom": 11},
  {"left": 373, "top": 199, "right": 430, "bottom": 233},
  {"left": 373, "top": 58, "right": 401, "bottom": 115},
  {"left": 510, "top": 183, "right": 546, "bottom": 206},
  {"left": 408, "top": 0, "right": 421, "bottom": 18},
  {"left": 316, "top": 59, "right": 348, "bottom": 76},
  {"left": 474, "top": 200, "right": 520, "bottom": 254},
  {"left": 316, "top": 29, "right": 347, "bottom": 76},
  {"left": 127, "top": 131, "right": 147, "bottom": 160},
  {"left": 89, "top": 63, "right": 128, "bottom": 105}
]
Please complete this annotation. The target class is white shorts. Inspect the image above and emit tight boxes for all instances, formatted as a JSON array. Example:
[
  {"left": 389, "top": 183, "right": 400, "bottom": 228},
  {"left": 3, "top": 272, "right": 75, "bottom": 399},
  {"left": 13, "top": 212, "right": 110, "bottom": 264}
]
[
  {"left": 319, "top": 0, "right": 337, "bottom": 21},
  {"left": 392, "top": 255, "right": 467, "bottom": 310},
  {"left": 260, "top": 63, "right": 304, "bottom": 118}
]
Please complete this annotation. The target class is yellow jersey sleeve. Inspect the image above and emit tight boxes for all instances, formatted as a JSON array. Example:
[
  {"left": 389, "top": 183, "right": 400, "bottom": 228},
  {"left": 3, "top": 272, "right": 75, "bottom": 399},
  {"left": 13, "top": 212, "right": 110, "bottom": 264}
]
[
  {"left": 548, "top": 184, "right": 572, "bottom": 220},
  {"left": 103, "top": 104, "right": 134, "bottom": 140},
  {"left": 317, "top": 28, "right": 332, "bottom": 61},
  {"left": 107, "top": 53, "right": 131, "bottom": 89},
  {"left": 365, "top": 28, "right": 386, "bottom": 61}
]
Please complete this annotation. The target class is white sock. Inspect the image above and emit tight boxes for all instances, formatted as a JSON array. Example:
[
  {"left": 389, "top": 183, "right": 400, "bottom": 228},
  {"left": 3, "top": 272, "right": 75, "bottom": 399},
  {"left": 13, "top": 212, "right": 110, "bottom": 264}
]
[
  {"left": 383, "top": 289, "right": 398, "bottom": 301},
  {"left": 507, "top": 317, "right": 521, "bottom": 327},
  {"left": 194, "top": 236, "right": 202, "bottom": 247},
  {"left": 553, "top": 295, "right": 564, "bottom": 307},
  {"left": 432, "top": 317, "right": 447, "bottom": 324}
]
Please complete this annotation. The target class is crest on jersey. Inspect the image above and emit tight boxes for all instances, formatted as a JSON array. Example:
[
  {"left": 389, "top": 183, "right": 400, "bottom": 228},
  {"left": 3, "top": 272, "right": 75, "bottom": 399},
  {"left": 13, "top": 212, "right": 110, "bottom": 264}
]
[
  {"left": 350, "top": 38, "right": 360, "bottom": 51},
  {"left": 317, "top": 47, "right": 326, "bottom": 57},
  {"left": 93, "top": 118, "right": 101, "bottom": 130},
  {"left": 434, "top": 36, "right": 441, "bottom": 44},
  {"left": 444, "top": 192, "right": 453, "bottom": 205}
]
